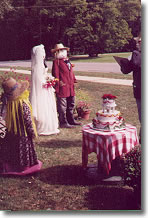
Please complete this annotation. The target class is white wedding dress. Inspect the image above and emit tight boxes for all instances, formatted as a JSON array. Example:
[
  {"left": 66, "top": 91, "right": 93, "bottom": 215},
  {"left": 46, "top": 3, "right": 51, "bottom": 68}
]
[{"left": 30, "top": 44, "right": 59, "bottom": 135}]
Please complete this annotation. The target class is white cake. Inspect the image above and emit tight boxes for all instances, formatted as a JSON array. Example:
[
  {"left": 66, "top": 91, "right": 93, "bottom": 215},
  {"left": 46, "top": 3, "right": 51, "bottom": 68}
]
[{"left": 92, "top": 94, "right": 125, "bottom": 131}]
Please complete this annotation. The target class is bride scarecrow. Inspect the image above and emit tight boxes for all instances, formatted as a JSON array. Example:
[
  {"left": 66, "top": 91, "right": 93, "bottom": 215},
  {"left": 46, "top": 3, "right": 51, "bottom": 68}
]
[{"left": 30, "top": 44, "right": 59, "bottom": 135}]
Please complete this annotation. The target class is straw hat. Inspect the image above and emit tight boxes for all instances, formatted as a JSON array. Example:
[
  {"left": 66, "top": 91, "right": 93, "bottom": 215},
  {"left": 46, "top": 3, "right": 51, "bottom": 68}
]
[
  {"left": 2, "top": 77, "right": 29, "bottom": 100},
  {"left": 51, "top": 43, "right": 70, "bottom": 53}
]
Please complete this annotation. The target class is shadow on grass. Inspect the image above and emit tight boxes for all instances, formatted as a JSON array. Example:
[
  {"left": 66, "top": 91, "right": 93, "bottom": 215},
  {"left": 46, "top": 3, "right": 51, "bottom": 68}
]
[
  {"left": 38, "top": 164, "right": 139, "bottom": 210},
  {"left": 84, "top": 185, "right": 138, "bottom": 210},
  {"left": 37, "top": 139, "right": 82, "bottom": 148},
  {"left": 38, "top": 158, "right": 123, "bottom": 186},
  {"left": 39, "top": 164, "right": 102, "bottom": 186}
]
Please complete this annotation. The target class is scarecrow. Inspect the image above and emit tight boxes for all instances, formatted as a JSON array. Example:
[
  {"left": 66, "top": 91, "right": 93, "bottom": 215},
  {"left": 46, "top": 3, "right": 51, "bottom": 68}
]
[
  {"left": 0, "top": 77, "right": 42, "bottom": 175},
  {"left": 51, "top": 43, "right": 81, "bottom": 128}
]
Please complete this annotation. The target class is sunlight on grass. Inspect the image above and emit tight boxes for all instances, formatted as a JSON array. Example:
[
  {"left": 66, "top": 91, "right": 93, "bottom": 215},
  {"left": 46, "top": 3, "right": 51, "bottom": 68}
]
[
  {"left": 0, "top": 72, "right": 140, "bottom": 211},
  {"left": 70, "top": 52, "right": 131, "bottom": 63}
]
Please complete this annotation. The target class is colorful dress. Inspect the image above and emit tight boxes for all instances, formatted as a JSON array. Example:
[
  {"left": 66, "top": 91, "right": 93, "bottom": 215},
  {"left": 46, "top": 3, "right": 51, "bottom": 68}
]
[{"left": 0, "top": 94, "right": 42, "bottom": 175}]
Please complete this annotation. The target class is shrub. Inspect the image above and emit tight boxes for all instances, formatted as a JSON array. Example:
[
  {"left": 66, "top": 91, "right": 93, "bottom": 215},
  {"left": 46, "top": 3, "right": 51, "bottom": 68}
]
[
  {"left": 74, "top": 88, "right": 91, "bottom": 117},
  {"left": 121, "top": 145, "right": 141, "bottom": 208},
  {"left": 75, "top": 88, "right": 91, "bottom": 103},
  {"left": 121, "top": 145, "right": 141, "bottom": 188}
]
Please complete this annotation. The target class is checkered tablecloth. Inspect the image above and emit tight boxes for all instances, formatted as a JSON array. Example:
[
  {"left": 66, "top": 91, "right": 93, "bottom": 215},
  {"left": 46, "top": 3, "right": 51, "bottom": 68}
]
[{"left": 82, "top": 123, "right": 139, "bottom": 174}]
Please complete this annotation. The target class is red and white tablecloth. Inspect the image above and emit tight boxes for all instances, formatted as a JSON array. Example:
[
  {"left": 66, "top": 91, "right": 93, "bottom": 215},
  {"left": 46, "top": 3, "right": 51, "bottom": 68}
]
[{"left": 82, "top": 123, "right": 139, "bottom": 174}]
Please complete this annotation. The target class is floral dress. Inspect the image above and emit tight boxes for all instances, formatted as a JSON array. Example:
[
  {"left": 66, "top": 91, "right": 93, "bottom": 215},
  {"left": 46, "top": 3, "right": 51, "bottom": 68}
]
[{"left": 0, "top": 102, "right": 38, "bottom": 173}]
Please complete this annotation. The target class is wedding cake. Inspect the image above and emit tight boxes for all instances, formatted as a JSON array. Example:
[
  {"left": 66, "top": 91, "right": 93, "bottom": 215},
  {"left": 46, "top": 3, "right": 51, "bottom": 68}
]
[{"left": 92, "top": 94, "right": 125, "bottom": 131}]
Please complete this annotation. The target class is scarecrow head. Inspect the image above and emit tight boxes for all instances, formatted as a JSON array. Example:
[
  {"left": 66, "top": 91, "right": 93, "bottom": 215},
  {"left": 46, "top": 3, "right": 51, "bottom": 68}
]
[{"left": 51, "top": 43, "right": 69, "bottom": 59}]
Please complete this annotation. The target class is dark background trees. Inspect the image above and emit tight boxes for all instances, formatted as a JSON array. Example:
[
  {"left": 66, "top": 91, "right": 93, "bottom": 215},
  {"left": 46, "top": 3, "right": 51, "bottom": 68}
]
[{"left": 0, "top": 0, "right": 141, "bottom": 60}]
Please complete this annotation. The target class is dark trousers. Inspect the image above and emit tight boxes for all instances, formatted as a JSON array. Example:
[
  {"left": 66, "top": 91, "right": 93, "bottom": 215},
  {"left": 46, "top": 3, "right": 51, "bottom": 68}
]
[
  {"left": 57, "top": 96, "right": 75, "bottom": 125},
  {"left": 136, "top": 98, "right": 141, "bottom": 140}
]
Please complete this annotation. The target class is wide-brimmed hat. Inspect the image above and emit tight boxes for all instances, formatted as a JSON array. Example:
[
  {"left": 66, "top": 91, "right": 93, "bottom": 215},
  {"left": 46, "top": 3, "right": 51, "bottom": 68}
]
[
  {"left": 51, "top": 43, "right": 70, "bottom": 53},
  {"left": 2, "top": 77, "right": 29, "bottom": 100}
]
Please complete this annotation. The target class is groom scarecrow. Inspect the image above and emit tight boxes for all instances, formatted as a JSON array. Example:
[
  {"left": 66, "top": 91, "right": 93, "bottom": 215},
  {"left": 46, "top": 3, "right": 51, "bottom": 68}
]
[{"left": 51, "top": 43, "right": 81, "bottom": 128}]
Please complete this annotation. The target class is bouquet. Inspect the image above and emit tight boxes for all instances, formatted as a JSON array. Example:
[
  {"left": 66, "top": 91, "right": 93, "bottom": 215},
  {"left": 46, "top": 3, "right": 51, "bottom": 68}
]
[{"left": 43, "top": 78, "right": 58, "bottom": 89}]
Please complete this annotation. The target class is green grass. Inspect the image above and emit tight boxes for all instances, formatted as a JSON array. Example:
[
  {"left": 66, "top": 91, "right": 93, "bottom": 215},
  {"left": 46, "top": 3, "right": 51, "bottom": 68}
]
[
  {"left": 74, "top": 71, "right": 132, "bottom": 80},
  {"left": 70, "top": 52, "right": 131, "bottom": 63},
  {"left": 0, "top": 69, "right": 132, "bottom": 80},
  {"left": 0, "top": 74, "right": 140, "bottom": 211}
]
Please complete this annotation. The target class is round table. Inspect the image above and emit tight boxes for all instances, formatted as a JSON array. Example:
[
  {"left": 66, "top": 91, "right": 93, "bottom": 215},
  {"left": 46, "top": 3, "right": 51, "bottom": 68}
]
[{"left": 82, "top": 123, "right": 139, "bottom": 174}]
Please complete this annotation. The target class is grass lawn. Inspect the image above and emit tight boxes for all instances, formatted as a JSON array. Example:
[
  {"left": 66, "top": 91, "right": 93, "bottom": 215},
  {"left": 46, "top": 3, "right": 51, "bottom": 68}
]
[
  {"left": 0, "top": 70, "right": 140, "bottom": 211},
  {"left": 74, "top": 71, "right": 132, "bottom": 80},
  {"left": 69, "top": 52, "right": 131, "bottom": 63}
]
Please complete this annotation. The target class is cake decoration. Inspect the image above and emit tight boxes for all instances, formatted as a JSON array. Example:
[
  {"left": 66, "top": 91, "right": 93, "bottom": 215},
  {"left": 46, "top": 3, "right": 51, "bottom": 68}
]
[{"left": 92, "top": 94, "right": 125, "bottom": 131}]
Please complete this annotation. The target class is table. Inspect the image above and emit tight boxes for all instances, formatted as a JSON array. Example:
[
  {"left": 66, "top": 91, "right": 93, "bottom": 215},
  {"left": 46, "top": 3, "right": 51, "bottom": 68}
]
[{"left": 82, "top": 123, "right": 139, "bottom": 174}]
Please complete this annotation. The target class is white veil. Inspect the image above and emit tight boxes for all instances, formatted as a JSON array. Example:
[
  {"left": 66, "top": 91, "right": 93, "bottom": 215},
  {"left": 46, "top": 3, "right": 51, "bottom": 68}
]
[
  {"left": 30, "top": 44, "right": 59, "bottom": 135},
  {"left": 30, "top": 44, "right": 47, "bottom": 122}
]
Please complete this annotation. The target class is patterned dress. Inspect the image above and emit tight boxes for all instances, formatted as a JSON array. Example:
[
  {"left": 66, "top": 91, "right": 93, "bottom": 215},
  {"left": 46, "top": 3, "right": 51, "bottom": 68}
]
[{"left": 0, "top": 102, "right": 38, "bottom": 173}]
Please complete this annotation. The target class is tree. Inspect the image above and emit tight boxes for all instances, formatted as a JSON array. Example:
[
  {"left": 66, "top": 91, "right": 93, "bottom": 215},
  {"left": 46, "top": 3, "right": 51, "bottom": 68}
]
[
  {"left": 98, "top": 0, "right": 133, "bottom": 53},
  {"left": 118, "top": 0, "right": 141, "bottom": 36},
  {"left": 0, "top": 0, "right": 42, "bottom": 60},
  {"left": 65, "top": 0, "right": 133, "bottom": 55},
  {"left": 40, "top": 0, "right": 89, "bottom": 55},
  {"left": 0, "top": 0, "right": 141, "bottom": 60}
]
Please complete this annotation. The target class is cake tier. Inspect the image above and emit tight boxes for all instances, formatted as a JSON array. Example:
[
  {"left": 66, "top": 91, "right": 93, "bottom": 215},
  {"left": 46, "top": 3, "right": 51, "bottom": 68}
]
[
  {"left": 92, "top": 110, "right": 125, "bottom": 131},
  {"left": 103, "top": 99, "right": 116, "bottom": 108},
  {"left": 97, "top": 110, "right": 120, "bottom": 122}
]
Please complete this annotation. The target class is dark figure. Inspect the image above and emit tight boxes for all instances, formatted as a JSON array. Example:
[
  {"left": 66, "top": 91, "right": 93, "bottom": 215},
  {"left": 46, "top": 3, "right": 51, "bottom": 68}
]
[{"left": 120, "top": 36, "right": 141, "bottom": 143}]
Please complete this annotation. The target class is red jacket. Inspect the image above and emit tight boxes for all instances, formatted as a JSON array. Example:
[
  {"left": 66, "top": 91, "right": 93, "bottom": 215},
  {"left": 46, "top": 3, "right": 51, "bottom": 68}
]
[{"left": 51, "top": 59, "right": 77, "bottom": 98}]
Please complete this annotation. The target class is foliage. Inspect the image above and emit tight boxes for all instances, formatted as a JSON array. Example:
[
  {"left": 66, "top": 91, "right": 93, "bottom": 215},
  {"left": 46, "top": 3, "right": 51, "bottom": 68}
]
[
  {"left": 75, "top": 101, "right": 91, "bottom": 118},
  {"left": 121, "top": 145, "right": 141, "bottom": 208},
  {"left": 76, "top": 101, "right": 91, "bottom": 111},
  {"left": 122, "top": 146, "right": 141, "bottom": 199},
  {"left": 66, "top": 0, "right": 133, "bottom": 54},
  {"left": 121, "top": 145, "right": 141, "bottom": 190},
  {"left": 119, "top": 0, "right": 141, "bottom": 36},
  {"left": 74, "top": 88, "right": 91, "bottom": 117},
  {"left": 75, "top": 88, "right": 91, "bottom": 103},
  {"left": 0, "top": 0, "right": 141, "bottom": 60}
]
